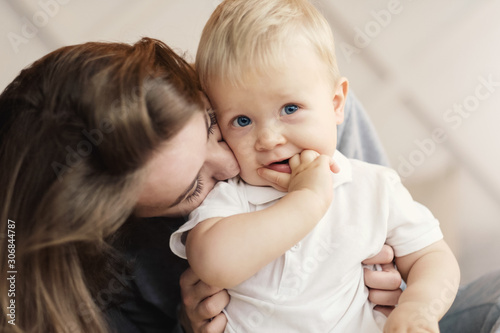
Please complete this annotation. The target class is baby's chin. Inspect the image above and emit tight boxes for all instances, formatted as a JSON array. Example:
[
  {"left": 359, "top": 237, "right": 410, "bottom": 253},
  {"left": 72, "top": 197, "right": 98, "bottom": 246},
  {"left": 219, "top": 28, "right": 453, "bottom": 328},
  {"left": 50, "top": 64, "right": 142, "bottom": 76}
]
[
  {"left": 267, "top": 182, "right": 288, "bottom": 192},
  {"left": 239, "top": 173, "right": 266, "bottom": 186},
  {"left": 240, "top": 172, "right": 288, "bottom": 192}
]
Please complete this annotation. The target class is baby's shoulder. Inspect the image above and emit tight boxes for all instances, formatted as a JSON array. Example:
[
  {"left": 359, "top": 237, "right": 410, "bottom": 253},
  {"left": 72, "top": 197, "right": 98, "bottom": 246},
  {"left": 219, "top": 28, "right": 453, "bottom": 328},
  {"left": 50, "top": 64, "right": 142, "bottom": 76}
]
[{"left": 348, "top": 158, "right": 401, "bottom": 187}]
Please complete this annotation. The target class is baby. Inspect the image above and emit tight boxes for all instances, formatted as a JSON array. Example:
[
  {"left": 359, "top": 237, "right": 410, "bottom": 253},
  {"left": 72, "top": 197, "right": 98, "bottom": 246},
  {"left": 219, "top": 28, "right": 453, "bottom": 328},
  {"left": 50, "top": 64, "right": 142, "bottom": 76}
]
[{"left": 171, "top": 0, "right": 460, "bottom": 331}]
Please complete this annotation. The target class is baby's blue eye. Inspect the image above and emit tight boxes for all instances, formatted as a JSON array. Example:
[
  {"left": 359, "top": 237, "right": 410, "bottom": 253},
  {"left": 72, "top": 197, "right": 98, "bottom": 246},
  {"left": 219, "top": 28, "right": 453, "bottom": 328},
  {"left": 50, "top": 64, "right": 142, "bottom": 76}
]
[
  {"left": 281, "top": 104, "right": 299, "bottom": 115},
  {"left": 233, "top": 116, "right": 252, "bottom": 127}
]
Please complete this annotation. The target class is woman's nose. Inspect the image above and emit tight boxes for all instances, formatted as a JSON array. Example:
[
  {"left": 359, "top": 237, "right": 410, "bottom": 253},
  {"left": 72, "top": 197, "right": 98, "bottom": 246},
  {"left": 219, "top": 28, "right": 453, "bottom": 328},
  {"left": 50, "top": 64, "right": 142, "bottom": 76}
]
[{"left": 255, "top": 126, "right": 286, "bottom": 151}]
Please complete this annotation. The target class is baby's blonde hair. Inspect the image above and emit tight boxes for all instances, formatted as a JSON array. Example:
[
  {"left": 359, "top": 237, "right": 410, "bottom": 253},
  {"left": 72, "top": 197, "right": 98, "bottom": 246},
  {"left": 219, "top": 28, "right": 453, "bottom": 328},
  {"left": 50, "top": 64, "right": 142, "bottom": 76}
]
[{"left": 196, "top": 0, "right": 340, "bottom": 89}]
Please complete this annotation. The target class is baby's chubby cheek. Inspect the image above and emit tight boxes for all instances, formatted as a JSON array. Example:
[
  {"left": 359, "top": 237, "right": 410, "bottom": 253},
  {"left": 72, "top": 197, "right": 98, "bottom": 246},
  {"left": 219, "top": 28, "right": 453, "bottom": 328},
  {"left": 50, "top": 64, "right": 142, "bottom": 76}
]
[
  {"left": 239, "top": 167, "right": 257, "bottom": 183},
  {"left": 236, "top": 167, "right": 267, "bottom": 187}
]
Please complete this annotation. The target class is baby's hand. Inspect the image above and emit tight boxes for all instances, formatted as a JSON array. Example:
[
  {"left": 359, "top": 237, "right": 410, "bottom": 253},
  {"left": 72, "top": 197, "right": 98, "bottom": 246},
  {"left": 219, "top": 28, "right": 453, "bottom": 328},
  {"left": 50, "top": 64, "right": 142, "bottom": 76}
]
[
  {"left": 287, "top": 150, "right": 335, "bottom": 214},
  {"left": 258, "top": 151, "right": 339, "bottom": 192},
  {"left": 384, "top": 302, "right": 440, "bottom": 333}
]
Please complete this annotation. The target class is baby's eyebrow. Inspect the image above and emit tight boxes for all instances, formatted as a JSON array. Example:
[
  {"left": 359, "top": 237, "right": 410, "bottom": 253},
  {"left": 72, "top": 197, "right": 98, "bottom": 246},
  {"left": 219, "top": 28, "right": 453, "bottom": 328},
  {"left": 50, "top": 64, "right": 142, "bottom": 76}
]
[{"left": 214, "top": 105, "right": 234, "bottom": 115}]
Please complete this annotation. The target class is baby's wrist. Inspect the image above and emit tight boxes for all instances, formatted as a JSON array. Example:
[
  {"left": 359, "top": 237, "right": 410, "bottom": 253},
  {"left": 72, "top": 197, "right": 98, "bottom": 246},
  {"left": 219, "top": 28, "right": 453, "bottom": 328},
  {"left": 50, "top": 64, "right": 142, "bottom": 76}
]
[
  {"left": 388, "top": 301, "right": 440, "bottom": 327},
  {"left": 286, "top": 189, "right": 329, "bottom": 221}
]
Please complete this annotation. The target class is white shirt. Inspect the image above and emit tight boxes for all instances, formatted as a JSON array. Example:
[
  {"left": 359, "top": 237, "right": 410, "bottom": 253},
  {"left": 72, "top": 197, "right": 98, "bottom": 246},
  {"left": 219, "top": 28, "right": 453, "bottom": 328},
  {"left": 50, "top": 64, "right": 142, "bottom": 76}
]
[{"left": 170, "top": 151, "right": 443, "bottom": 332}]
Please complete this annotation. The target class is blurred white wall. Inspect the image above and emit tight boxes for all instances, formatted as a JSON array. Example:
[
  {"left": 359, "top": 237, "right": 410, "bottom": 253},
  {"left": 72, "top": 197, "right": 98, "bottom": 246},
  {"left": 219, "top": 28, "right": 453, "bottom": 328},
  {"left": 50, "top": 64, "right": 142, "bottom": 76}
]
[
  {"left": 1, "top": 0, "right": 499, "bottom": 285},
  {"left": 320, "top": 0, "right": 500, "bottom": 285}
]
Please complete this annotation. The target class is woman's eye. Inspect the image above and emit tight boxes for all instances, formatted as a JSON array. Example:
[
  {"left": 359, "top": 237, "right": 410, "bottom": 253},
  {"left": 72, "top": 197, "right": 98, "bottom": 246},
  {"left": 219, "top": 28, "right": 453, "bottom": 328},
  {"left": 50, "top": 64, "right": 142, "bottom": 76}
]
[
  {"left": 280, "top": 104, "right": 299, "bottom": 116},
  {"left": 207, "top": 109, "right": 217, "bottom": 134},
  {"left": 232, "top": 116, "right": 252, "bottom": 127},
  {"left": 185, "top": 176, "right": 203, "bottom": 203}
]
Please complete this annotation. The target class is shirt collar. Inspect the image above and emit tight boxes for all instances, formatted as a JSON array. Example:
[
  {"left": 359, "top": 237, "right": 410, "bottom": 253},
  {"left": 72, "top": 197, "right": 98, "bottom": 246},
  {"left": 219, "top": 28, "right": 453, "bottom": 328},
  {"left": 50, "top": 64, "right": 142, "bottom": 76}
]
[{"left": 245, "top": 150, "right": 353, "bottom": 205}]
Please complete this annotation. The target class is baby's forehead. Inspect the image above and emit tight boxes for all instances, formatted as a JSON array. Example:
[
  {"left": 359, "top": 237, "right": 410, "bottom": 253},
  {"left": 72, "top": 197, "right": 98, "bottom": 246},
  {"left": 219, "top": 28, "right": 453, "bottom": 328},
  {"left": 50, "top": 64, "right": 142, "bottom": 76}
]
[
  {"left": 259, "top": 62, "right": 334, "bottom": 90},
  {"left": 215, "top": 41, "right": 328, "bottom": 86}
]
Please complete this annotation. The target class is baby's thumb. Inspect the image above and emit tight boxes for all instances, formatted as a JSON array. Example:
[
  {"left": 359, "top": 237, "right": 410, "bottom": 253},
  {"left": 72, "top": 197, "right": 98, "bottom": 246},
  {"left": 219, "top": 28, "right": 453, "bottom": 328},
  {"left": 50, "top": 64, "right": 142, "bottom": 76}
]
[{"left": 257, "top": 168, "right": 290, "bottom": 192}]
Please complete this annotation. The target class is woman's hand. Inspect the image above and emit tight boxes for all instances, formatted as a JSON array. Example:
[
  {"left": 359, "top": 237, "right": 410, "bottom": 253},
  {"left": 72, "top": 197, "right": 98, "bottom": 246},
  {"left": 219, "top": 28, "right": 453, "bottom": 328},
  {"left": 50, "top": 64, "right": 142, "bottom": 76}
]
[
  {"left": 179, "top": 267, "right": 229, "bottom": 333},
  {"left": 363, "top": 245, "right": 403, "bottom": 317}
]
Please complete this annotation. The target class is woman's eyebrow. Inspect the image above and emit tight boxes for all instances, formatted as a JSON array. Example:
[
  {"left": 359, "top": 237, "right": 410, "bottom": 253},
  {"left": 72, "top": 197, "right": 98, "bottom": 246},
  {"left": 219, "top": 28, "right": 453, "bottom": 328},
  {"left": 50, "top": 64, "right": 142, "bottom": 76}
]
[{"left": 168, "top": 173, "right": 200, "bottom": 208}]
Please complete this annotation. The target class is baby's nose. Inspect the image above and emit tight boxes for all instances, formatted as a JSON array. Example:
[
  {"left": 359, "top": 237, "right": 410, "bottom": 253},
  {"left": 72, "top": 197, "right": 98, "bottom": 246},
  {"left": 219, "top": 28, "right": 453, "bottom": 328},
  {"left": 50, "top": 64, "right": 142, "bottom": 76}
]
[{"left": 255, "top": 127, "right": 286, "bottom": 151}]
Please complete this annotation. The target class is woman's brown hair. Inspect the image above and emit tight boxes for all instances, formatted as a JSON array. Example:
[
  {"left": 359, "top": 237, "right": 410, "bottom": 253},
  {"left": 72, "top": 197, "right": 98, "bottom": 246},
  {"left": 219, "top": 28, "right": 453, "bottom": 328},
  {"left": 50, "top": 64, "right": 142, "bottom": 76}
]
[{"left": 0, "top": 37, "right": 203, "bottom": 332}]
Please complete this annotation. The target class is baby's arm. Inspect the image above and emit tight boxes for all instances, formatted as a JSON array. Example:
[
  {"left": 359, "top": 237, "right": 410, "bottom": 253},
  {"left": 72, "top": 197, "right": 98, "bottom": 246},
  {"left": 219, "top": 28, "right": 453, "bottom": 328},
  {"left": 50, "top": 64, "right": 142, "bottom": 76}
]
[
  {"left": 186, "top": 150, "right": 334, "bottom": 289},
  {"left": 384, "top": 239, "right": 460, "bottom": 332}
]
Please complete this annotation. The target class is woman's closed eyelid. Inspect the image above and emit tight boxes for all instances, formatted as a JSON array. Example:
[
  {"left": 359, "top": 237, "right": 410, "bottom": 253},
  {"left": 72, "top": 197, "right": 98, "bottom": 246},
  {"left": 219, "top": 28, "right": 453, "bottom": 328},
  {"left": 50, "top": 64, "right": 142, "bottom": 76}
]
[
  {"left": 210, "top": 111, "right": 217, "bottom": 133},
  {"left": 185, "top": 176, "right": 204, "bottom": 203},
  {"left": 206, "top": 108, "right": 217, "bottom": 135}
]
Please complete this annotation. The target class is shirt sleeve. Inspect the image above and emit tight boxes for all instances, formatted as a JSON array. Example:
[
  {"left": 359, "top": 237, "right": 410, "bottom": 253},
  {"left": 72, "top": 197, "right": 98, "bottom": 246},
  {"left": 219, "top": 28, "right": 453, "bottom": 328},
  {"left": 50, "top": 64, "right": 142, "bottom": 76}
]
[
  {"left": 169, "top": 179, "right": 248, "bottom": 259},
  {"left": 384, "top": 170, "right": 444, "bottom": 256},
  {"left": 337, "top": 90, "right": 390, "bottom": 167}
]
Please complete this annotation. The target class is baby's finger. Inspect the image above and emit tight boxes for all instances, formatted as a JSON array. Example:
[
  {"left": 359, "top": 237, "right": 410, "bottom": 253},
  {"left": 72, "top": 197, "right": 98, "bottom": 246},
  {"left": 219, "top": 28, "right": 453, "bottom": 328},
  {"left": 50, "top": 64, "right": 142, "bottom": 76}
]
[
  {"left": 299, "top": 150, "right": 320, "bottom": 164},
  {"left": 257, "top": 167, "right": 290, "bottom": 192},
  {"left": 330, "top": 158, "right": 340, "bottom": 174},
  {"left": 289, "top": 153, "right": 301, "bottom": 172}
]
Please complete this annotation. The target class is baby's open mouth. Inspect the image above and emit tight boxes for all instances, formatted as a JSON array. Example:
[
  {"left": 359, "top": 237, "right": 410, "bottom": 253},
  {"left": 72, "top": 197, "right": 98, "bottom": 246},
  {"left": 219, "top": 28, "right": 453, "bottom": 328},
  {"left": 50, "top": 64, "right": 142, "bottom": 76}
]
[{"left": 266, "top": 159, "right": 291, "bottom": 174}]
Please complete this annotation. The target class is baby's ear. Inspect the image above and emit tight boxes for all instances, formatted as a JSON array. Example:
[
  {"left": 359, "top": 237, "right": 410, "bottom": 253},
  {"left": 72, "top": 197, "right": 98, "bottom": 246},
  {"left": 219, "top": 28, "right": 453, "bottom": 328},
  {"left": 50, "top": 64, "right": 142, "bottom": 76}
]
[{"left": 333, "top": 78, "right": 349, "bottom": 125}]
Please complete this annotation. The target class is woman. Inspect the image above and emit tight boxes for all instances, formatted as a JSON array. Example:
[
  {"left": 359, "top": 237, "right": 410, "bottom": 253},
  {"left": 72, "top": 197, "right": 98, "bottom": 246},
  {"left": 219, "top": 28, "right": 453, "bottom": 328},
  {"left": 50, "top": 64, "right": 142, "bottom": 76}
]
[
  {"left": 0, "top": 37, "right": 222, "bottom": 333},
  {"left": 0, "top": 37, "right": 402, "bottom": 333}
]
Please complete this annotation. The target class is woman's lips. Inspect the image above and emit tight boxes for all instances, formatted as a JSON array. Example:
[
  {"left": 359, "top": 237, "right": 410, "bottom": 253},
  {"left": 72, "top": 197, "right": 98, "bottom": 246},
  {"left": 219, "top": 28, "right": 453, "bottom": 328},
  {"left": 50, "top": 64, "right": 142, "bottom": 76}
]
[{"left": 265, "top": 159, "right": 291, "bottom": 174}]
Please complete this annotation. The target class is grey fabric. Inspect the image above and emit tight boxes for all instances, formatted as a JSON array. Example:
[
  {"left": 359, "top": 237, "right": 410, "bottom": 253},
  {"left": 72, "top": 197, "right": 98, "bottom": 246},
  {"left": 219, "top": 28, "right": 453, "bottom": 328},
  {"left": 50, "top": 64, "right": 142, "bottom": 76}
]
[
  {"left": 492, "top": 318, "right": 500, "bottom": 333},
  {"left": 440, "top": 270, "right": 500, "bottom": 333},
  {"left": 337, "top": 91, "right": 390, "bottom": 167}
]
